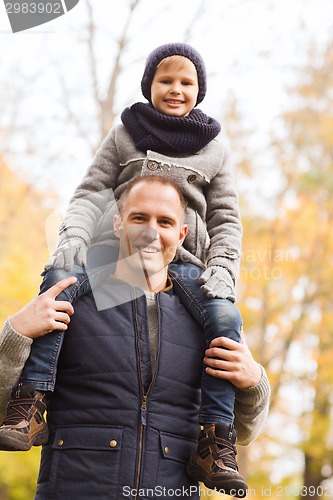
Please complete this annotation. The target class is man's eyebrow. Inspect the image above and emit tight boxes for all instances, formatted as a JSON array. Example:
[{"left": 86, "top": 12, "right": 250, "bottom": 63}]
[
  {"left": 128, "top": 210, "right": 147, "bottom": 217},
  {"left": 158, "top": 215, "right": 178, "bottom": 225}
]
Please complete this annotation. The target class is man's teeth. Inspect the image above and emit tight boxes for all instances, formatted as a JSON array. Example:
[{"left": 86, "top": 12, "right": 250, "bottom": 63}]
[{"left": 138, "top": 246, "right": 159, "bottom": 253}]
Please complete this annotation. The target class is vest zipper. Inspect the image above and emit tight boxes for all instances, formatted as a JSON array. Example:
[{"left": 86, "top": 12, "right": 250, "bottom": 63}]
[
  {"left": 133, "top": 292, "right": 160, "bottom": 500},
  {"left": 134, "top": 395, "right": 147, "bottom": 500},
  {"left": 133, "top": 293, "right": 150, "bottom": 500},
  {"left": 141, "top": 395, "right": 147, "bottom": 426}
]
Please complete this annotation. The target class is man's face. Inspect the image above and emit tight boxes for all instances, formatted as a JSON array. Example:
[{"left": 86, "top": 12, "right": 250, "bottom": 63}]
[
  {"left": 151, "top": 56, "right": 199, "bottom": 117},
  {"left": 114, "top": 181, "right": 188, "bottom": 288}
]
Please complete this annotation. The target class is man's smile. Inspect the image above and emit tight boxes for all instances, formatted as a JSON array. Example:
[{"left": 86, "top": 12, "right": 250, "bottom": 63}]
[{"left": 135, "top": 244, "right": 161, "bottom": 254}]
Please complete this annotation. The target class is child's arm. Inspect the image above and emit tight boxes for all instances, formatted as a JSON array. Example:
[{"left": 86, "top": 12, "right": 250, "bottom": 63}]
[
  {"left": 201, "top": 148, "right": 242, "bottom": 299},
  {"left": 44, "top": 127, "right": 122, "bottom": 273}
]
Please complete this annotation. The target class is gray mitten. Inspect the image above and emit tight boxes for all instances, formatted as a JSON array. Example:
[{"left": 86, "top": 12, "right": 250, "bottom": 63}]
[
  {"left": 198, "top": 266, "right": 236, "bottom": 301},
  {"left": 42, "top": 237, "right": 88, "bottom": 275}
]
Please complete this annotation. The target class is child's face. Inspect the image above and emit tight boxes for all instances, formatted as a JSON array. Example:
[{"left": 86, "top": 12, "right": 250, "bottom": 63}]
[{"left": 151, "top": 56, "right": 199, "bottom": 117}]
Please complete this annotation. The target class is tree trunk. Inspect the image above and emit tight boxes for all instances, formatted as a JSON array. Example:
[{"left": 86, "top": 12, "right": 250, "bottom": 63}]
[{"left": 301, "top": 454, "right": 324, "bottom": 500}]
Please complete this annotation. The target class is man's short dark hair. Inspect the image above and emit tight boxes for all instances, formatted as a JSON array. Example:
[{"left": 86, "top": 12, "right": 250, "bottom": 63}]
[{"left": 116, "top": 175, "right": 187, "bottom": 216}]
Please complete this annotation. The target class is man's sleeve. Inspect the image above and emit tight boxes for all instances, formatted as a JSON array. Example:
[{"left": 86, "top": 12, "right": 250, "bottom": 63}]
[
  {"left": 234, "top": 365, "right": 271, "bottom": 446},
  {"left": 0, "top": 319, "right": 32, "bottom": 423}
]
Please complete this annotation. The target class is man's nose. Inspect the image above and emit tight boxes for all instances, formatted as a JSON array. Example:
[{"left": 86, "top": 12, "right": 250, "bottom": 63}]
[{"left": 141, "top": 225, "right": 158, "bottom": 243}]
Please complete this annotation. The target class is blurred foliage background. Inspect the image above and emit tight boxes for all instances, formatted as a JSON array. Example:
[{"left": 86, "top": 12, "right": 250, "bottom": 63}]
[{"left": 1, "top": 0, "right": 333, "bottom": 498}]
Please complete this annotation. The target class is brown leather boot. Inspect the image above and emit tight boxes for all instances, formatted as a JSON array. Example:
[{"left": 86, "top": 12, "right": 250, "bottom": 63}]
[
  {"left": 0, "top": 385, "right": 49, "bottom": 451},
  {"left": 186, "top": 423, "right": 248, "bottom": 498}
]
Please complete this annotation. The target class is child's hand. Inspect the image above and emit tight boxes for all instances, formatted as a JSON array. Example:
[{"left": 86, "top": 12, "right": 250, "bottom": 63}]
[
  {"left": 198, "top": 266, "right": 235, "bottom": 301},
  {"left": 43, "top": 238, "right": 87, "bottom": 274},
  {"left": 9, "top": 277, "right": 77, "bottom": 339}
]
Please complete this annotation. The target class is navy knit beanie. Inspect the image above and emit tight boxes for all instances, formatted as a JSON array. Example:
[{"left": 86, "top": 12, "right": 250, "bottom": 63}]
[{"left": 141, "top": 43, "right": 207, "bottom": 106}]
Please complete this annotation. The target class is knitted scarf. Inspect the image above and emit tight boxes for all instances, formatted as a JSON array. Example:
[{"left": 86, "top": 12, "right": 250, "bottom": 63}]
[{"left": 121, "top": 102, "right": 221, "bottom": 154}]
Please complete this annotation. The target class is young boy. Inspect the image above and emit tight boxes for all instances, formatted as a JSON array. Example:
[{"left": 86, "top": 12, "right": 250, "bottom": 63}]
[{"left": 0, "top": 43, "right": 247, "bottom": 497}]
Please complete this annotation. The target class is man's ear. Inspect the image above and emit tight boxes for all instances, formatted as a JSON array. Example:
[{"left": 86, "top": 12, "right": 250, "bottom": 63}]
[
  {"left": 113, "top": 214, "right": 122, "bottom": 238},
  {"left": 178, "top": 224, "right": 188, "bottom": 247}
]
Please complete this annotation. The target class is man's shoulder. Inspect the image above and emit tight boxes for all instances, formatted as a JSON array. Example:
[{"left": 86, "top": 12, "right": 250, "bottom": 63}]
[{"left": 74, "top": 275, "right": 134, "bottom": 314}]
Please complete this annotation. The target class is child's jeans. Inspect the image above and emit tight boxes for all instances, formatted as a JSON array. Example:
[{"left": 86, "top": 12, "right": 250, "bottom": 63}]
[
  {"left": 20, "top": 257, "right": 241, "bottom": 426},
  {"left": 169, "top": 262, "right": 242, "bottom": 426},
  {"left": 19, "top": 245, "right": 115, "bottom": 392}
]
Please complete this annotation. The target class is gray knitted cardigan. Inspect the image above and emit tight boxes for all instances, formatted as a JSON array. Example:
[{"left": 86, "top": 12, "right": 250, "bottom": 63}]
[
  {"left": 0, "top": 320, "right": 270, "bottom": 446},
  {"left": 59, "top": 124, "right": 242, "bottom": 282}
]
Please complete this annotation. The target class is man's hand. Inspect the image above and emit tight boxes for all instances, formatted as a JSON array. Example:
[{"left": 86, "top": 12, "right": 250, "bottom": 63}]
[
  {"left": 10, "top": 277, "right": 77, "bottom": 339},
  {"left": 198, "top": 266, "right": 235, "bottom": 301},
  {"left": 203, "top": 332, "right": 262, "bottom": 389}
]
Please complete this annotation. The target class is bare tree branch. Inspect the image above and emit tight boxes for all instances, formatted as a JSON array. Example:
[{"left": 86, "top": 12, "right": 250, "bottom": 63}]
[
  {"left": 183, "top": 0, "right": 208, "bottom": 43},
  {"left": 57, "top": 70, "right": 97, "bottom": 157},
  {"left": 85, "top": 0, "right": 102, "bottom": 111},
  {"left": 100, "top": 0, "right": 141, "bottom": 139}
]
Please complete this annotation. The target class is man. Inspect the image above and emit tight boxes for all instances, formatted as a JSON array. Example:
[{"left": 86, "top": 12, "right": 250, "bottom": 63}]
[{"left": 0, "top": 177, "right": 270, "bottom": 499}]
